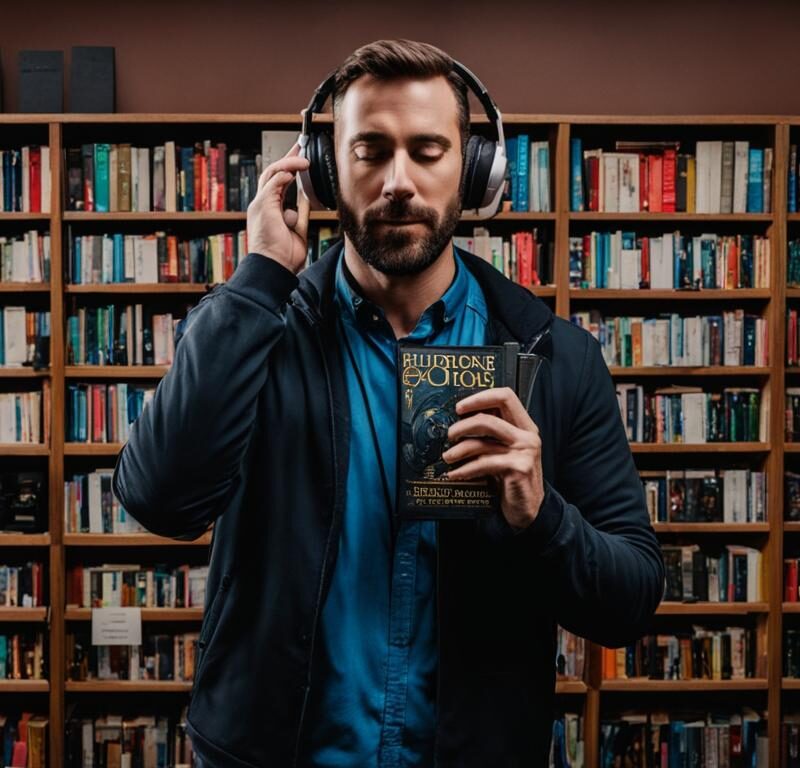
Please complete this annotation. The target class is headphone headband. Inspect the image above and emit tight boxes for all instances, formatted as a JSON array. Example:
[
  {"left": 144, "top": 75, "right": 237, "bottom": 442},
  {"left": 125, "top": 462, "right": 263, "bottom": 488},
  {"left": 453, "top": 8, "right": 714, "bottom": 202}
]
[{"left": 300, "top": 58, "right": 505, "bottom": 148}]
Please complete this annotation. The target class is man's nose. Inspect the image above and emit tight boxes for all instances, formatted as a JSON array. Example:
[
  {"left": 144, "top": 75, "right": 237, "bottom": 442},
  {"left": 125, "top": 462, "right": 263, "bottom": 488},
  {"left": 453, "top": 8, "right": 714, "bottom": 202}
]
[{"left": 382, "top": 150, "right": 416, "bottom": 202}]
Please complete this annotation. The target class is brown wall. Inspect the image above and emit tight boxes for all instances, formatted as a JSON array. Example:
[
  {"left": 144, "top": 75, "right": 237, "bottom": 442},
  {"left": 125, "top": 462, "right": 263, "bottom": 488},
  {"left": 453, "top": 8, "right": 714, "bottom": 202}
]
[{"left": 2, "top": 0, "right": 800, "bottom": 117}]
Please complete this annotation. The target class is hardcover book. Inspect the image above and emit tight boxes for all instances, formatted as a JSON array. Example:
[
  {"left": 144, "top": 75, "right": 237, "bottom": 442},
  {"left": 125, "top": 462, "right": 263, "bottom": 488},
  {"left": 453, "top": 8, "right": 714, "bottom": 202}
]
[{"left": 396, "top": 341, "right": 543, "bottom": 520}]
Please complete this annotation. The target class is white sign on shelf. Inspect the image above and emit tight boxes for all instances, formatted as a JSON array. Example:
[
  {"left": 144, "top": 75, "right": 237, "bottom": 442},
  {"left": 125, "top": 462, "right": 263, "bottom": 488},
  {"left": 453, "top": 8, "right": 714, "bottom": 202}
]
[{"left": 91, "top": 607, "right": 143, "bottom": 646}]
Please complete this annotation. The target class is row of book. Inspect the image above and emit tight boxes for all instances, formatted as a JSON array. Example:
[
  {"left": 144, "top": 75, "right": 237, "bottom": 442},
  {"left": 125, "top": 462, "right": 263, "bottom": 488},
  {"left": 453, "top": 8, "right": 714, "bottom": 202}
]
[
  {"left": 66, "top": 141, "right": 263, "bottom": 213},
  {"left": 616, "top": 385, "right": 766, "bottom": 443},
  {"left": 503, "top": 135, "right": 552, "bottom": 212},
  {"left": 783, "top": 629, "right": 800, "bottom": 676},
  {"left": 0, "top": 712, "right": 47, "bottom": 768},
  {"left": 454, "top": 227, "right": 554, "bottom": 286},
  {"left": 65, "top": 469, "right": 146, "bottom": 535},
  {"left": 67, "top": 228, "right": 248, "bottom": 285},
  {"left": 67, "top": 631, "right": 198, "bottom": 682},
  {"left": 66, "top": 564, "right": 208, "bottom": 609},
  {"left": 67, "top": 304, "right": 181, "bottom": 366},
  {"left": 1, "top": 146, "right": 51, "bottom": 213},
  {"left": 572, "top": 309, "right": 768, "bottom": 367},
  {"left": 571, "top": 139, "right": 773, "bottom": 214},
  {"left": 65, "top": 709, "right": 194, "bottom": 768},
  {"left": 600, "top": 710, "right": 767, "bottom": 768},
  {"left": 787, "top": 308, "right": 800, "bottom": 366},
  {"left": 550, "top": 713, "right": 582, "bottom": 768},
  {"left": 643, "top": 468, "right": 767, "bottom": 524},
  {"left": 556, "top": 628, "right": 585, "bottom": 680},
  {"left": 601, "top": 625, "right": 759, "bottom": 681},
  {"left": 0, "top": 308, "right": 50, "bottom": 369},
  {"left": 568, "top": 231, "right": 770, "bottom": 290},
  {"left": 662, "top": 545, "right": 763, "bottom": 603},
  {"left": 0, "top": 386, "right": 50, "bottom": 444},
  {"left": 66, "top": 382, "right": 153, "bottom": 443},
  {"left": 0, "top": 231, "right": 51, "bottom": 282},
  {"left": 0, "top": 630, "right": 45, "bottom": 680},
  {"left": 0, "top": 562, "right": 44, "bottom": 608}
]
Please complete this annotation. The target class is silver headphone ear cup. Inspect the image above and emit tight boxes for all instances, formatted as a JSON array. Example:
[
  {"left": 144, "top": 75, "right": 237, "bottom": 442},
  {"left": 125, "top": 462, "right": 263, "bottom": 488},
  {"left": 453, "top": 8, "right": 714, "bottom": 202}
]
[{"left": 479, "top": 144, "right": 508, "bottom": 209}]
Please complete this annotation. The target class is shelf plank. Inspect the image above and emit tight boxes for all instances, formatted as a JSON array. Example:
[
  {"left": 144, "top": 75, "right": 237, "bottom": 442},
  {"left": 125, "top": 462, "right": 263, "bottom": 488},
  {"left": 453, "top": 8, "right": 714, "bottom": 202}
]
[
  {"left": 0, "top": 367, "right": 51, "bottom": 377},
  {"left": 570, "top": 288, "right": 770, "bottom": 300},
  {"left": 555, "top": 680, "right": 587, "bottom": 694},
  {"left": 0, "top": 444, "right": 49, "bottom": 456},
  {"left": 0, "top": 282, "right": 50, "bottom": 292},
  {"left": 600, "top": 678, "right": 768, "bottom": 691},
  {"left": 64, "top": 443, "right": 124, "bottom": 456},
  {"left": 570, "top": 212, "right": 772, "bottom": 222},
  {"left": 609, "top": 366, "right": 769, "bottom": 377},
  {"left": 629, "top": 442, "right": 769, "bottom": 453},
  {"left": 64, "top": 532, "right": 211, "bottom": 546},
  {"left": 0, "top": 213, "right": 50, "bottom": 222},
  {"left": 66, "top": 283, "right": 211, "bottom": 294},
  {"left": 657, "top": 601, "right": 769, "bottom": 614},
  {"left": 65, "top": 607, "right": 203, "bottom": 621},
  {"left": 782, "top": 678, "right": 800, "bottom": 689},
  {"left": 653, "top": 523, "right": 769, "bottom": 533},
  {"left": 65, "top": 680, "right": 192, "bottom": 692},
  {"left": 65, "top": 365, "right": 170, "bottom": 379},
  {"left": 0, "top": 679, "right": 49, "bottom": 692},
  {"left": 0, "top": 533, "right": 50, "bottom": 546},
  {"left": 0, "top": 607, "right": 48, "bottom": 621}
]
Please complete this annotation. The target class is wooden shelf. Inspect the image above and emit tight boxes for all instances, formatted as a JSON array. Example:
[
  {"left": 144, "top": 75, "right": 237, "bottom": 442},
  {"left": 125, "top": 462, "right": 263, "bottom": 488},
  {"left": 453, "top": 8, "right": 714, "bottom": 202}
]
[
  {"left": 0, "top": 282, "right": 50, "bottom": 292},
  {"left": 555, "top": 680, "right": 587, "bottom": 694},
  {"left": 570, "top": 288, "right": 771, "bottom": 300},
  {"left": 0, "top": 533, "right": 50, "bottom": 546},
  {"left": 609, "top": 366, "right": 770, "bottom": 377},
  {"left": 0, "top": 607, "right": 48, "bottom": 621},
  {"left": 0, "top": 444, "right": 49, "bottom": 456},
  {"left": 64, "top": 532, "right": 212, "bottom": 546},
  {"left": 0, "top": 367, "right": 50, "bottom": 377},
  {"left": 653, "top": 523, "right": 769, "bottom": 533},
  {"left": 629, "top": 442, "right": 769, "bottom": 453},
  {"left": 0, "top": 679, "right": 49, "bottom": 692},
  {"left": 65, "top": 365, "right": 170, "bottom": 378},
  {"left": 657, "top": 601, "right": 769, "bottom": 614},
  {"left": 65, "top": 680, "right": 192, "bottom": 692},
  {"left": 64, "top": 442, "right": 124, "bottom": 456},
  {"left": 66, "top": 283, "right": 211, "bottom": 294},
  {"left": 570, "top": 212, "right": 773, "bottom": 222},
  {"left": 65, "top": 607, "right": 203, "bottom": 621},
  {"left": 600, "top": 678, "right": 769, "bottom": 691},
  {"left": 0, "top": 213, "right": 49, "bottom": 222}
]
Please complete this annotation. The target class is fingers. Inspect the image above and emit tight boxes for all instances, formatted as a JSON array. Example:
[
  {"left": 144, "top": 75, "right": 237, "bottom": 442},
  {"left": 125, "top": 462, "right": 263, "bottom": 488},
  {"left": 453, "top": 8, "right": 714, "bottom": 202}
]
[
  {"left": 445, "top": 452, "right": 525, "bottom": 481},
  {"left": 294, "top": 185, "right": 310, "bottom": 242},
  {"left": 448, "top": 411, "right": 519, "bottom": 446},
  {"left": 442, "top": 437, "right": 507, "bottom": 465},
  {"left": 455, "top": 387, "right": 536, "bottom": 431},
  {"left": 257, "top": 142, "right": 307, "bottom": 194}
]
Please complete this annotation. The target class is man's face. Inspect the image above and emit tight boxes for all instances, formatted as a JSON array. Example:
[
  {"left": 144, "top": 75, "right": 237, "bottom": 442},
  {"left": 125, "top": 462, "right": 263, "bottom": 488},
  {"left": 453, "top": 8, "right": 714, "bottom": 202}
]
[{"left": 334, "top": 74, "right": 465, "bottom": 276}]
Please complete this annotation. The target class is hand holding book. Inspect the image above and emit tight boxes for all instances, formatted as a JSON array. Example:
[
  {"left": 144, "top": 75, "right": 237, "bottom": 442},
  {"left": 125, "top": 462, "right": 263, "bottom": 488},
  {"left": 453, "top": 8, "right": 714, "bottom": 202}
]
[{"left": 442, "top": 386, "right": 545, "bottom": 531}]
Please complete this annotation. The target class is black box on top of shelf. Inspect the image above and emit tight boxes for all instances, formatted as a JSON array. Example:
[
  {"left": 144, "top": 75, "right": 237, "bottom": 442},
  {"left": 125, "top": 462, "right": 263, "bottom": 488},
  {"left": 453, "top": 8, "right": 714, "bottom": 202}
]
[
  {"left": 70, "top": 46, "right": 115, "bottom": 113},
  {"left": 18, "top": 50, "right": 63, "bottom": 113}
]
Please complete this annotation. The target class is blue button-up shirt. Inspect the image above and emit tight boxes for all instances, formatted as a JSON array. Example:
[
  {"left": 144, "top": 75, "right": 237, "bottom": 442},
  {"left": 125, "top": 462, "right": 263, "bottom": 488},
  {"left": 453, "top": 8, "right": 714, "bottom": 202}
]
[{"left": 306, "top": 245, "right": 489, "bottom": 767}]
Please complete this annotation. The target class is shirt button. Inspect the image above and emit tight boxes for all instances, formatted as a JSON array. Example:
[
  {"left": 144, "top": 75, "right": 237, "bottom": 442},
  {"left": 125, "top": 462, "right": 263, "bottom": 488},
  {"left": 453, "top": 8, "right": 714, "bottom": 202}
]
[{"left": 372, "top": 313, "right": 379, "bottom": 321}]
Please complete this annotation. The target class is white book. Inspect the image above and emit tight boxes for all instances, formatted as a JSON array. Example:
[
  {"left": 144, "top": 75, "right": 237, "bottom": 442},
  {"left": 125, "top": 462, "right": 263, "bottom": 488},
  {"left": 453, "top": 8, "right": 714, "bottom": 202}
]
[
  {"left": 602, "top": 154, "right": 619, "bottom": 212},
  {"left": 620, "top": 249, "right": 640, "bottom": 289},
  {"left": 733, "top": 141, "right": 749, "bottom": 214},
  {"left": 40, "top": 146, "right": 51, "bottom": 213},
  {"left": 708, "top": 141, "right": 723, "bottom": 214},
  {"left": 261, "top": 130, "right": 297, "bottom": 171},
  {"left": 3, "top": 307, "right": 26, "bottom": 366},
  {"left": 618, "top": 154, "right": 640, "bottom": 212}
]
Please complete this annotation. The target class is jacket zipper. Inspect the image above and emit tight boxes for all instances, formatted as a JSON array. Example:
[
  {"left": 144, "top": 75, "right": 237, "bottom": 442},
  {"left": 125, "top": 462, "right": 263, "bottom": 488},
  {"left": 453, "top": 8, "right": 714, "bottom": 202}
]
[{"left": 292, "top": 315, "right": 339, "bottom": 767}]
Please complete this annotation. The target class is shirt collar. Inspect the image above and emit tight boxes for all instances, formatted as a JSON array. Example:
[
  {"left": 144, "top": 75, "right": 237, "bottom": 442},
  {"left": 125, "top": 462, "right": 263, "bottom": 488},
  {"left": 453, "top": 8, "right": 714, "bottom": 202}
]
[{"left": 334, "top": 245, "right": 471, "bottom": 336}]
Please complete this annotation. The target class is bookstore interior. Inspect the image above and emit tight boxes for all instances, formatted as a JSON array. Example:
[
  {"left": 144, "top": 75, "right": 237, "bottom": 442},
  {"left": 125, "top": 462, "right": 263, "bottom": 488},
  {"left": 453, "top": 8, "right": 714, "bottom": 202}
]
[{"left": 4, "top": 38, "right": 800, "bottom": 768}]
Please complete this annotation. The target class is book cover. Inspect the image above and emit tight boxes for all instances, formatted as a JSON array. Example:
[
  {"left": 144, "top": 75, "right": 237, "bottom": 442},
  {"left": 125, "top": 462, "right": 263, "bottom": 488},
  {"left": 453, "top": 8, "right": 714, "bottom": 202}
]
[{"left": 396, "top": 341, "right": 540, "bottom": 520}]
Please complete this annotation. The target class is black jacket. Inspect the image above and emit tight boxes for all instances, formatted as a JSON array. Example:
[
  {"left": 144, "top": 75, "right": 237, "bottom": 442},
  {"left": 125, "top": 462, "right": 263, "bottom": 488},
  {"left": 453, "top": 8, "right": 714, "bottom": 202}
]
[{"left": 111, "top": 240, "right": 665, "bottom": 768}]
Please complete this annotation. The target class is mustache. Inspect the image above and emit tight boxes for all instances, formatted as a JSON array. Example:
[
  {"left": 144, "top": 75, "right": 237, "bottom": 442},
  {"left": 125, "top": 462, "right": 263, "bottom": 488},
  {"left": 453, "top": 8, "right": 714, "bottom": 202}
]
[{"left": 363, "top": 200, "right": 437, "bottom": 225}]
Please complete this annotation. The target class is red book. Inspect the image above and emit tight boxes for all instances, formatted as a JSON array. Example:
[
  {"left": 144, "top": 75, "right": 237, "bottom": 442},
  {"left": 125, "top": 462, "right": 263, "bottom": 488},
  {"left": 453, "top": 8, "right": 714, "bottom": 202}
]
[
  {"left": 785, "top": 559, "right": 798, "bottom": 601},
  {"left": 662, "top": 149, "right": 676, "bottom": 212},
  {"left": 28, "top": 147, "right": 41, "bottom": 213},
  {"left": 641, "top": 237, "right": 650, "bottom": 287},
  {"left": 648, "top": 154, "right": 663, "bottom": 212},
  {"left": 217, "top": 142, "right": 227, "bottom": 211},
  {"left": 224, "top": 233, "right": 235, "bottom": 282},
  {"left": 193, "top": 148, "right": 202, "bottom": 212},
  {"left": 587, "top": 156, "right": 599, "bottom": 211}
]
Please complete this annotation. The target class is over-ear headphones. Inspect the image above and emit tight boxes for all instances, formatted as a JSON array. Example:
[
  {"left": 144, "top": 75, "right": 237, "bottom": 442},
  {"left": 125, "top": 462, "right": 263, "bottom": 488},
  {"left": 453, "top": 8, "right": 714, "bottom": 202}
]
[{"left": 296, "top": 58, "right": 508, "bottom": 218}]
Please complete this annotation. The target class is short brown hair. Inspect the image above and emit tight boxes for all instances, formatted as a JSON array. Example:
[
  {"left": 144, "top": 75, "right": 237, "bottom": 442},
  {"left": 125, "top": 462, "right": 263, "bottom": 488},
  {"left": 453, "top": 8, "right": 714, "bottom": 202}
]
[{"left": 331, "top": 39, "right": 470, "bottom": 155}]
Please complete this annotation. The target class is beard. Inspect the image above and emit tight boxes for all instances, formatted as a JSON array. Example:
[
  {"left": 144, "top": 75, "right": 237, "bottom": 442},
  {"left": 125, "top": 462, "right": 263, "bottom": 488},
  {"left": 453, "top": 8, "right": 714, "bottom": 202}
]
[{"left": 336, "top": 179, "right": 464, "bottom": 277}]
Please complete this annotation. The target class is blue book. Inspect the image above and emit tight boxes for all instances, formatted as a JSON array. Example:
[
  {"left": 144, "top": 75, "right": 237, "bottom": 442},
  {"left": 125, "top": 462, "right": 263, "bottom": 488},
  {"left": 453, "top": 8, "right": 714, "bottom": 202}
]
[
  {"left": 570, "top": 137, "right": 583, "bottom": 211},
  {"left": 73, "top": 235, "right": 82, "bottom": 284},
  {"left": 113, "top": 233, "right": 124, "bottom": 282},
  {"left": 516, "top": 134, "right": 529, "bottom": 211},
  {"left": 746, "top": 148, "right": 763, "bottom": 213},
  {"left": 93, "top": 143, "right": 111, "bottom": 212},
  {"left": 790, "top": 145, "right": 797, "bottom": 213},
  {"left": 505, "top": 137, "right": 517, "bottom": 211},
  {"left": 181, "top": 146, "right": 195, "bottom": 211}
]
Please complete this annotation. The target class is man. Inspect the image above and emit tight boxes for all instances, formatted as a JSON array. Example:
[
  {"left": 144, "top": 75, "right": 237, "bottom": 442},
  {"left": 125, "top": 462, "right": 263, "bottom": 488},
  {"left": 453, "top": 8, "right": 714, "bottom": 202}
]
[{"left": 112, "top": 39, "right": 664, "bottom": 768}]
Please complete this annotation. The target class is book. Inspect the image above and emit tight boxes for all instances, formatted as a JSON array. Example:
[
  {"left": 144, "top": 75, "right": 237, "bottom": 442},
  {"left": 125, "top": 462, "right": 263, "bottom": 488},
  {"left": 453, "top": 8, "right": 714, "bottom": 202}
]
[{"left": 396, "top": 341, "right": 542, "bottom": 520}]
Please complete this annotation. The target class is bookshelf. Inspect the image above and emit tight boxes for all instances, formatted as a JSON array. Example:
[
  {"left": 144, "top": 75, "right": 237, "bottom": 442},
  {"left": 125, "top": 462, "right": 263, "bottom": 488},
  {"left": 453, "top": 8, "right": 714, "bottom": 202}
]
[{"left": 1, "top": 112, "right": 798, "bottom": 766}]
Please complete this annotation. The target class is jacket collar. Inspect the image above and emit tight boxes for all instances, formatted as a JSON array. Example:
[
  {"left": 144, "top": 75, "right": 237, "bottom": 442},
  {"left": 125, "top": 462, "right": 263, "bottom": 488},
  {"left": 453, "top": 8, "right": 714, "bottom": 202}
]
[{"left": 290, "top": 238, "right": 554, "bottom": 357}]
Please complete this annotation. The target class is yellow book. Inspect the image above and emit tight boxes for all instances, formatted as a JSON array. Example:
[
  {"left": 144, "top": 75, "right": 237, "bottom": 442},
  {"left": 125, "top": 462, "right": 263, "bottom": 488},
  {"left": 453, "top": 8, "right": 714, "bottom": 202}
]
[{"left": 687, "top": 156, "right": 696, "bottom": 212}]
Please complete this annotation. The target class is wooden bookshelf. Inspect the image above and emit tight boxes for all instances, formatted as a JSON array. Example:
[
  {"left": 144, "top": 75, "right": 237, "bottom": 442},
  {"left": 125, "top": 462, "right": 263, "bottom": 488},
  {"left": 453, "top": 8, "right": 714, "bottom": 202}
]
[{"left": 1, "top": 112, "right": 798, "bottom": 766}]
